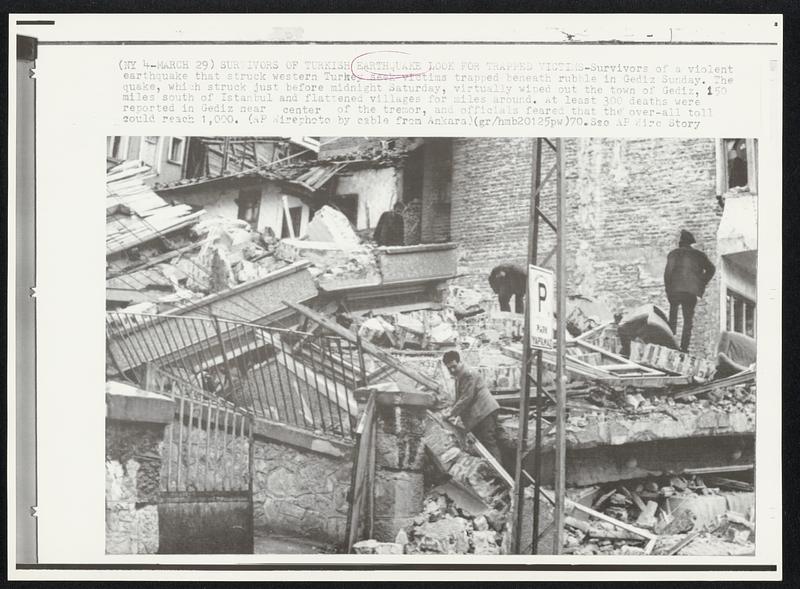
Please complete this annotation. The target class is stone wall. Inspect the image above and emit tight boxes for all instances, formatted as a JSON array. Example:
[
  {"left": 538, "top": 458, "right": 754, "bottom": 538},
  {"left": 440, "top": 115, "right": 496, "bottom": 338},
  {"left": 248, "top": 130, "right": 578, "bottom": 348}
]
[
  {"left": 449, "top": 137, "right": 723, "bottom": 358},
  {"left": 372, "top": 398, "right": 430, "bottom": 541},
  {"left": 252, "top": 434, "right": 353, "bottom": 546},
  {"left": 106, "top": 420, "right": 164, "bottom": 554}
]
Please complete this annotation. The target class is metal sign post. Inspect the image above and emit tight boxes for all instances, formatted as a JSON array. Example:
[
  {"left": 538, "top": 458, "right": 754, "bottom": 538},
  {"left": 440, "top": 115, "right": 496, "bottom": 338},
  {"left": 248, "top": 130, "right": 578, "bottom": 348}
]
[
  {"left": 510, "top": 137, "right": 566, "bottom": 555},
  {"left": 553, "top": 137, "right": 567, "bottom": 554}
]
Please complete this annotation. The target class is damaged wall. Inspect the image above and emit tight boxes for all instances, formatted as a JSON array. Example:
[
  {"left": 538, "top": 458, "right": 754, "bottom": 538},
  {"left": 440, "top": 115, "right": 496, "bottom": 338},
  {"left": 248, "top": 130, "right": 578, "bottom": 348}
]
[
  {"left": 334, "top": 166, "right": 398, "bottom": 231},
  {"left": 450, "top": 137, "right": 723, "bottom": 358},
  {"left": 106, "top": 420, "right": 165, "bottom": 554},
  {"left": 420, "top": 139, "right": 453, "bottom": 244},
  {"left": 159, "top": 180, "right": 310, "bottom": 238},
  {"left": 252, "top": 434, "right": 353, "bottom": 546}
]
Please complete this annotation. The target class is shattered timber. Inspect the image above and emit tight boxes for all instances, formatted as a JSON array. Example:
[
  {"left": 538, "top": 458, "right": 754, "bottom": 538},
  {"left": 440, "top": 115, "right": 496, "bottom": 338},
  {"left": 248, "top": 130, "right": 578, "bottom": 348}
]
[{"left": 105, "top": 136, "right": 757, "bottom": 556}]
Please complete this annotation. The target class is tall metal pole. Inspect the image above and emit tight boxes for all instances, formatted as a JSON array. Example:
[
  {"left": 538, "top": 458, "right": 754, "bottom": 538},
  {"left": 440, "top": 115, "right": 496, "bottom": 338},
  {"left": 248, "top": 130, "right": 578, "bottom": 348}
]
[
  {"left": 531, "top": 349, "right": 543, "bottom": 552},
  {"left": 552, "top": 138, "right": 568, "bottom": 554},
  {"left": 511, "top": 138, "right": 541, "bottom": 553}
]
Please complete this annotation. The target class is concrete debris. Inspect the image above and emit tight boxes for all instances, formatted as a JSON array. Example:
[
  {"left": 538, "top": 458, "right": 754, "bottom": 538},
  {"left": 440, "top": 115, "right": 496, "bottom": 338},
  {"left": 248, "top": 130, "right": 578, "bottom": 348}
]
[
  {"left": 394, "top": 529, "right": 409, "bottom": 546},
  {"left": 402, "top": 490, "right": 505, "bottom": 555},
  {"left": 429, "top": 322, "right": 458, "bottom": 346},
  {"left": 305, "top": 205, "right": 362, "bottom": 249},
  {"left": 618, "top": 304, "right": 678, "bottom": 350},
  {"left": 566, "top": 295, "right": 614, "bottom": 337},
  {"left": 654, "top": 510, "right": 756, "bottom": 556},
  {"left": 446, "top": 285, "right": 487, "bottom": 319},
  {"left": 352, "top": 539, "right": 405, "bottom": 554},
  {"left": 358, "top": 316, "right": 396, "bottom": 347},
  {"left": 558, "top": 473, "right": 756, "bottom": 556}
]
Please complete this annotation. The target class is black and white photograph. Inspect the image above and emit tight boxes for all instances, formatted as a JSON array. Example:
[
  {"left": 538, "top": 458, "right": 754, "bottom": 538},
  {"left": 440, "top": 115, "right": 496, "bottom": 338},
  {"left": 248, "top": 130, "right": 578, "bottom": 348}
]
[
  {"left": 104, "top": 135, "right": 757, "bottom": 556},
  {"left": 10, "top": 12, "right": 782, "bottom": 582}
]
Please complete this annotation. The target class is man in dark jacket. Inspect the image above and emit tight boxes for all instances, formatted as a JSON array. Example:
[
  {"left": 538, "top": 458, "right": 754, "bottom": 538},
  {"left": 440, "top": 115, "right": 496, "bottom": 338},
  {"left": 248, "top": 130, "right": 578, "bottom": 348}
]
[
  {"left": 443, "top": 350, "right": 502, "bottom": 463},
  {"left": 488, "top": 263, "right": 527, "bottom": 313},
  {"left": 664, "top": 230, "right": 716, "bottom": 352},
  {"left": 373, "top": 201, "right": 405, "bottom": 246}
]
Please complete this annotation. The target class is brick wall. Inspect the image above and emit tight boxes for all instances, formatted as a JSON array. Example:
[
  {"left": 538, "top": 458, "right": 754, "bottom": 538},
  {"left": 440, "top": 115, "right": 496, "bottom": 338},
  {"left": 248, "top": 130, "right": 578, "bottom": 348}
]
[
  {"left": 450, "top": 137, "right": 722, "bottom": 358},
  {"left": 420, "top": 139, "right": 453, "bottom": 243}
]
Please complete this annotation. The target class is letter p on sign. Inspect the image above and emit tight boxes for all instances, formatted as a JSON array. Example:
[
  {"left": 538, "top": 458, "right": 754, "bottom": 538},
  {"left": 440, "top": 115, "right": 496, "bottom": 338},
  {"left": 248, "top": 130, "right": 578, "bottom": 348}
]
[{"left": 528, "top": 264, "right": 555, "bottom": 350}]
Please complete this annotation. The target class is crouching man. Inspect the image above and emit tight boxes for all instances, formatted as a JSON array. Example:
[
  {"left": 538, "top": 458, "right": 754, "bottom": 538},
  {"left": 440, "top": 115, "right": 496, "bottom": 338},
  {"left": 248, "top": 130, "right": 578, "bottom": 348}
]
[{"left": 442, "top": 350, "right": 502, "bottom": 463}]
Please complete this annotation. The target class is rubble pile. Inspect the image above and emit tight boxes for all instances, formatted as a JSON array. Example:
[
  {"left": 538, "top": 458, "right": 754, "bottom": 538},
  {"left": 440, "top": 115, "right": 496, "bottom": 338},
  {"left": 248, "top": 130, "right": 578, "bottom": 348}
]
[
  {"left": 110, "top": 215, "right": 288, "bottom": 310},
  {"left": 651, "top": 510, "right": 756, "bottom": 556},
  {"left": 562, "top": 474, "right": 754, "bottom": 555},
  {"left": 402, "top": 491, "right": 508, "bottom": 555},
  {"left": 576, "top": 379, "right": 756, "bottom": 417}
]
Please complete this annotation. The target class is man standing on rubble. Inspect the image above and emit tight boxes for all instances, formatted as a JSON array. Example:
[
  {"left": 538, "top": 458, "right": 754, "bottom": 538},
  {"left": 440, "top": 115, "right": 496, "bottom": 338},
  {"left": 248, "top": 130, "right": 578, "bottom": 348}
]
[
  {"left": 664, "top": 229, "right": 716, "bottom": 352},
  {"left": 442, "top": 350, "right": 502, "bottom": 463},
  {"left": 488, "top": 263, "right": 527, "bottom": 313},
  {"left": 373, "top": 201, "right": 405, "bottom": 246}
]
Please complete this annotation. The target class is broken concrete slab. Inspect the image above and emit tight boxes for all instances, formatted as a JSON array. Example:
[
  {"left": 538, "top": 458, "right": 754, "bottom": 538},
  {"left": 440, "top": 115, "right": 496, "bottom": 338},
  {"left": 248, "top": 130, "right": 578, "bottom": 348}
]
[
  {"left": 430, "top": 482, "right": 491, "bottom": 517},
  {"left": 306, "top": 205, "right": 362, "bottom": 249},
  {"left": 472, "top": 530, "right": 501, "bottom": 554},
  {"left": 408, "top": 516, "right": 471, "bottom": 554}
]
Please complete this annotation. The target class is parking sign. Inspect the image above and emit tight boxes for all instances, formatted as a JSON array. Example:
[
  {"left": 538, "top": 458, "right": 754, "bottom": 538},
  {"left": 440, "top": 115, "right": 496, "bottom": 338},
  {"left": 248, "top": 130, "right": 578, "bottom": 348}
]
[{"left": 528, "top": 264, "right": 554, "bottom": 350}]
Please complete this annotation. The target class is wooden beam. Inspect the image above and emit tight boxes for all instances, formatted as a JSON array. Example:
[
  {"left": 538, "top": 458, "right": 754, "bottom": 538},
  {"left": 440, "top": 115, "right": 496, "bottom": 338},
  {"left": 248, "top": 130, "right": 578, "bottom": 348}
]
[{"left": 283, "top": 301, "right": 443, "bottom": 394}]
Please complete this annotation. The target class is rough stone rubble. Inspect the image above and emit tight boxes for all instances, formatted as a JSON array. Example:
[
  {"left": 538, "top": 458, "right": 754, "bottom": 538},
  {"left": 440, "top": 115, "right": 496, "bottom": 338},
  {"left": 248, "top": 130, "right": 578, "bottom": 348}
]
[
  {"left": 112, "top": 199, "right": 756, "bottom": 556},
  {"left": 348, "top": 279, "right": 756, "bottom": 555}
]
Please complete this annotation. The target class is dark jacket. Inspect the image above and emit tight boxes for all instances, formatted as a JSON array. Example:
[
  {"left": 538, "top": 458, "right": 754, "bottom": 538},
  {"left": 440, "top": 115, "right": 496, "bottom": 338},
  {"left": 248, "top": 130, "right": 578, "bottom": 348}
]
[
  {"left": 488, "top": 264, "right": 527, "bottom": 296},
  {"left": 451, "top": 367, "right": 500, "bottom": 431},
  {"left": 664, "top": 245, "right": 716, "bottom": 297},
  {"left": 373, "top": 211, "right": 405, "bottom": 246}
]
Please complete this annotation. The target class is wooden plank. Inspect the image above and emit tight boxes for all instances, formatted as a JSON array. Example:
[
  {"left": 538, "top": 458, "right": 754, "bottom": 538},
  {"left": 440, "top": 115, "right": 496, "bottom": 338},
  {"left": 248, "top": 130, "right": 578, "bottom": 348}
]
[
  {"left": 284, "top": 301, "right": 443, "bottom": 394},
  {"left": 682, "top": 464, "right": 754, "bottom": 475},
  {"left": 569, "top": 339, "right": 664, "bottom": 375},
  {"left": 572, "top": 322, "right": 614, "bottom": 343},
  {"left": 671, "top": 370, "right": 755, "bottom": 400},
  {"left": 567, "top": 500, "right": 656, "bottom": 541}
]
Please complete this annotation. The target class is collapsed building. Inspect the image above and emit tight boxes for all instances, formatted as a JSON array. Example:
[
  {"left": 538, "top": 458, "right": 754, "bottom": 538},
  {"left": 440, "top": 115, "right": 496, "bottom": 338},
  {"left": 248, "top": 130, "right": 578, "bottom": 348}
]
[{"left": 104, "top": 136, "right": 757, "bottom": 557}]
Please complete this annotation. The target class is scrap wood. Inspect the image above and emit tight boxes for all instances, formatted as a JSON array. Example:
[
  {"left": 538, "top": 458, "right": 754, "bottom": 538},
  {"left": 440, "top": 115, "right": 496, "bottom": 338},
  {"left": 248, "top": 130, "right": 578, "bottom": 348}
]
[
  {"left": 427, "top": 410, "right": 515, "bottom": 489},
  {"left": 671, "top": 369, "right": 755, "bottom": 400},
  {"left": 630, "top": 490, "right": 648, "bottom": 513},
  {"left": 569, "top": 338, "right": 664, "bottom": 375},
  {"left": 502, "top": 343, "right": 686, "bottom": 390},
  {"left": 704, "top": 476, "right": 754, "bottom": 492},
  {"left": 592, "top": 488, "right": 618, "bottom": 510},
  {"left": 285, "top": 301, "right": 442, "bottom": 394},
  {"left": 566, "top": 500, "right": 656, "bottom": 542},
  {"left": 564, "top": 516, "right": 648, "bottom": 542},
  {"left": 572, "top": 322, "right": 614, "bottom": 343},
  {"left": 521, "top": 471, "right": 655, "bottom": 548}
]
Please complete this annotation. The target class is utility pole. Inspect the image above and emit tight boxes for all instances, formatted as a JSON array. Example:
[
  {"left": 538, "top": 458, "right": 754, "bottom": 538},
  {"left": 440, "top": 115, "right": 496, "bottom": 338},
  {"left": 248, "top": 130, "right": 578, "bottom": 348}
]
[
  {"left": 510, "top": 138, "right": 566, "bottom": 555},
  {"left": 553, "top": 137, "right": 567, "bottom": 553},
  {"left": 511, "top": 138, "right": 541, "bottom": 554}
]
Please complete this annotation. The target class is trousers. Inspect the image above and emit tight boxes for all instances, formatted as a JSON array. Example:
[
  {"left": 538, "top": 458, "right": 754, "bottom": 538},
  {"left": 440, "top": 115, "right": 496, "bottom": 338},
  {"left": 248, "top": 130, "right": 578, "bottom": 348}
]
[
  {"left": 498, "top": 291, "right": 525, "bottom": 314},
  {"left": 668, "top": 292, "right": 698, "bottom": 352},
  {"left": 471, "top": 410, "right": 502, "bottom": 464}
]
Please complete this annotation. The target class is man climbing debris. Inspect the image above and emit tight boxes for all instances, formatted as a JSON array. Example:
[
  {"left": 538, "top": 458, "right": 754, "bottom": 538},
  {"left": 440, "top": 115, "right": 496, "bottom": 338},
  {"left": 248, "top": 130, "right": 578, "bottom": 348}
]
[
  {"left": 442, "top": 350, "right": 502, "bottom": 463},
  {"left": 488, "top": 263, "right": 527, "bottom": 313},
  {"left": 663, "top": 229, "right": 716, "bottom": 352}
]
